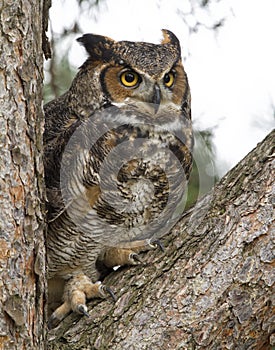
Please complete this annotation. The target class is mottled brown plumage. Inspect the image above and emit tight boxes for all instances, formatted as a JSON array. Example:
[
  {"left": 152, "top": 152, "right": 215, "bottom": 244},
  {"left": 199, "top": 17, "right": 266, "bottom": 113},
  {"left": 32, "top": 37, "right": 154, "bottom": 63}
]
[{"left": 44, "top": 29, "right": 193, "bottom": 328}]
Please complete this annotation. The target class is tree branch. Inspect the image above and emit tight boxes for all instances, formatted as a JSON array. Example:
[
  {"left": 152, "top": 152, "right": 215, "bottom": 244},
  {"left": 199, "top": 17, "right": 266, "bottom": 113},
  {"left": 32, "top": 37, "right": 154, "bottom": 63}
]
[{"left": 48, "top": 130, "right": 274, "bottom": 350}]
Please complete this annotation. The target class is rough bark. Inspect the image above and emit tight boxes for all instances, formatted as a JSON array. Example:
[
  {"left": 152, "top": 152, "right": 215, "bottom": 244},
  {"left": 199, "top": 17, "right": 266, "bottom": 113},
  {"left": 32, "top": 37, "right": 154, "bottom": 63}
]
[
  {"left": 48, "top": 130, "right": 274, "bottom": 349},
  {"left": 0, "top": 1, "right": 46, "bottom": 349}
]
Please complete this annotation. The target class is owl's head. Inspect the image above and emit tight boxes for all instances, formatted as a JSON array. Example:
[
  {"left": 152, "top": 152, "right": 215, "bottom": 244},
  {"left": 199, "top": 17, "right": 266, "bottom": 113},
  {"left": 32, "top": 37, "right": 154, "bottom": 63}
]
[{"left": 74, "top": 30, "right": 190, "bottom": 122}]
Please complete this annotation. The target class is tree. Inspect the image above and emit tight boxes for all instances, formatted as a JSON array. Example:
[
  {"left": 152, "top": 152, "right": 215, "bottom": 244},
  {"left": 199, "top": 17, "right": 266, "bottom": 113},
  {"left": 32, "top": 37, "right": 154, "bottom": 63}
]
[
  {"left": 47, "top": 130, "right": 274, "bottom": 349},
  {"left": 0, "top": 2, "right": 274, "bottom": 350},
  {"left": 0, "top": 1, "right": 49, "bottom": 349}
]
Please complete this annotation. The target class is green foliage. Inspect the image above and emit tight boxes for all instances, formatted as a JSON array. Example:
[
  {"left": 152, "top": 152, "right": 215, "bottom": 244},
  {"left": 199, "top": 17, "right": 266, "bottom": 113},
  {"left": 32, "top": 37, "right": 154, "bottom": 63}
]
[
  {"left": 44, "top": 56, "right": 76, "bottom": 103},
  {"left": 186, "top": 129, "right": 218, "bottom": 209}
]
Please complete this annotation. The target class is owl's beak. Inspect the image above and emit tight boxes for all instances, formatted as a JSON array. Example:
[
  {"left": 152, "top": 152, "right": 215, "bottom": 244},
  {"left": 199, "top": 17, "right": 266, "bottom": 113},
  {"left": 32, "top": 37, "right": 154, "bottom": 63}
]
[{"left": 152, "top": 84, "right": 161, "bottom": 114}]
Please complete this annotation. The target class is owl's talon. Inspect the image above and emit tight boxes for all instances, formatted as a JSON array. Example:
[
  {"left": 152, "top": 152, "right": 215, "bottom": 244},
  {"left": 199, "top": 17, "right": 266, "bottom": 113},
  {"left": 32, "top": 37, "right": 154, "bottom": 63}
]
[
  {"left": 47, "top": 314, "right": 60, "bottom": 330},
  {"left": 47, "top": 300, "right": 72, "bottom": 329},
  {"left": 131, "top": 253, "right": 143, "bottom": 264},
  {"left": 101, "top": 285, "right": 117, "bottom": 302},
  {"left": 77, "top": 304, "right": 90, "bottom": 317},
  {"left": 150, "top": 239, "right": 165, "bottom": 252}
]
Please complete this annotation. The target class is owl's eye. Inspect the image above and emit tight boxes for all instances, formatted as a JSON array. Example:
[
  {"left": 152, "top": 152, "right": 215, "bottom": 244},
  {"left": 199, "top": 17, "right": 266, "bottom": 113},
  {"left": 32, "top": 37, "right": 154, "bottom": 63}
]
[
  {"left": 120, "top": 70, "right": 140, "bottom": 88},
  {"left": 163, "top": 72, "right": 175, "bottom": 88}
]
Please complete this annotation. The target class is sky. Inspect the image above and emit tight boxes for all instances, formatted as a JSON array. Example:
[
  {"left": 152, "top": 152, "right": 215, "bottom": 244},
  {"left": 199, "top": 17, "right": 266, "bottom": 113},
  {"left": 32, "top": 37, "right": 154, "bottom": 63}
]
[{"left": 49, "top": 0, "right": 275, "bottom": 176}]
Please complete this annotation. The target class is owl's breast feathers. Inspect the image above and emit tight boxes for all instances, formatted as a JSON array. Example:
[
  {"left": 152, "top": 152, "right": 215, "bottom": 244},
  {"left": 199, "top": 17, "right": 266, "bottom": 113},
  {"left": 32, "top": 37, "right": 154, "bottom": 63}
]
[{"left": 48, "top": 112, "right": 193, "bottom": 246}]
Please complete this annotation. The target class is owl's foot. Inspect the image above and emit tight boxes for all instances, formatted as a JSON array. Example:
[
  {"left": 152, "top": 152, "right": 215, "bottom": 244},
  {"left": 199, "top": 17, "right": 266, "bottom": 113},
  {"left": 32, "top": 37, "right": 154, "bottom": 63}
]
[
  {"left": 47, "top": 274, "right": 116, "bottom": 329},
  {"left": 100, "top": 239, "right": 164, "bottom": 268}
]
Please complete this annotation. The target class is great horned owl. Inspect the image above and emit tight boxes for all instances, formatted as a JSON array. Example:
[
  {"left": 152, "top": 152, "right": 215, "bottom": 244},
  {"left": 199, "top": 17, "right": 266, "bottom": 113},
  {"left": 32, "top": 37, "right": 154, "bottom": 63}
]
[{"left": 44, "top": 29, "right": 193, "bottom": 328}]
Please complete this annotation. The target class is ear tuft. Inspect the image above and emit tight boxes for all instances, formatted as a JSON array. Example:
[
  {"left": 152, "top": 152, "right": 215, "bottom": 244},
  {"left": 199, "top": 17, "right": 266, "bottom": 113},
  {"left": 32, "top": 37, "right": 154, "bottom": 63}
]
[
  {"left": 77, "top": 34, "right": 115, "bottom": 62},
  {"left": 161, "top": 29, "right": 181, "bottom": 53}
]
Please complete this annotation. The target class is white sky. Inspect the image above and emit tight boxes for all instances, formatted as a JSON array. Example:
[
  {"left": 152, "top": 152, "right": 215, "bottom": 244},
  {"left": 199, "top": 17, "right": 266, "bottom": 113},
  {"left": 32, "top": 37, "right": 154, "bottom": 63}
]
[{"left": 50, "top": 0, "right": 275, "bottom": 176}]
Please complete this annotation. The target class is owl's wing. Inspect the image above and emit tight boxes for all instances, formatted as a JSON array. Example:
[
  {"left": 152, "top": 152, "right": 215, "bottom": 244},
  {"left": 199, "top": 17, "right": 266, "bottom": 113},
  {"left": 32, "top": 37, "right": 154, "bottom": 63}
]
[{"left": 44, "top": 97, "right": 84, "bottom": 223}]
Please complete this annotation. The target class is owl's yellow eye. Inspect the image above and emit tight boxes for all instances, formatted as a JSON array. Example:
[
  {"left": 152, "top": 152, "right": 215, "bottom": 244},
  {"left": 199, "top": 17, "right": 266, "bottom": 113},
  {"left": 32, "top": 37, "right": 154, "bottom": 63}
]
[
  {"left": 120, "top": 70, "right": 140, "bottom": 88},
  {"left": 163, "top": 72, "right": 175, "bottom": 88}
]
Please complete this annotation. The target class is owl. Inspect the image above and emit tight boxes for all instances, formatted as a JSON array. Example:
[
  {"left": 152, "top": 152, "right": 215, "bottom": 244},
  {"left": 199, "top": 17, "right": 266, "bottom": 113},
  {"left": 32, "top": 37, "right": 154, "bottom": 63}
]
[{"left": 44, "top": 29, "right": 193, "bottom": 329}]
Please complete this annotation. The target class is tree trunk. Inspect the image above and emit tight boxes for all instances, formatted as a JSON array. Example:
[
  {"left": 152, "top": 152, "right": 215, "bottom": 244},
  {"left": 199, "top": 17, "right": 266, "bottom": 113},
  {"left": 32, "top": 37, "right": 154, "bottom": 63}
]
[
  {"left": 48, "top": 130, "right": 274, "bottom": 349},
  {"left": 0, "top": 1, "right": 46, "bottom": 349}
]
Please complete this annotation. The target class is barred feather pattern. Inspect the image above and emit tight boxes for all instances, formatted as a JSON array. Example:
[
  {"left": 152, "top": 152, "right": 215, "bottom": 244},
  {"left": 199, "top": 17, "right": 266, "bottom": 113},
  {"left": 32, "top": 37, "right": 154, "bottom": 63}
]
[
  {"left": 44, "top": 29, "right": 193, "bottom": 324},
  {"left": 46, "top": 106, "right": 193, "bottom": 281}
]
